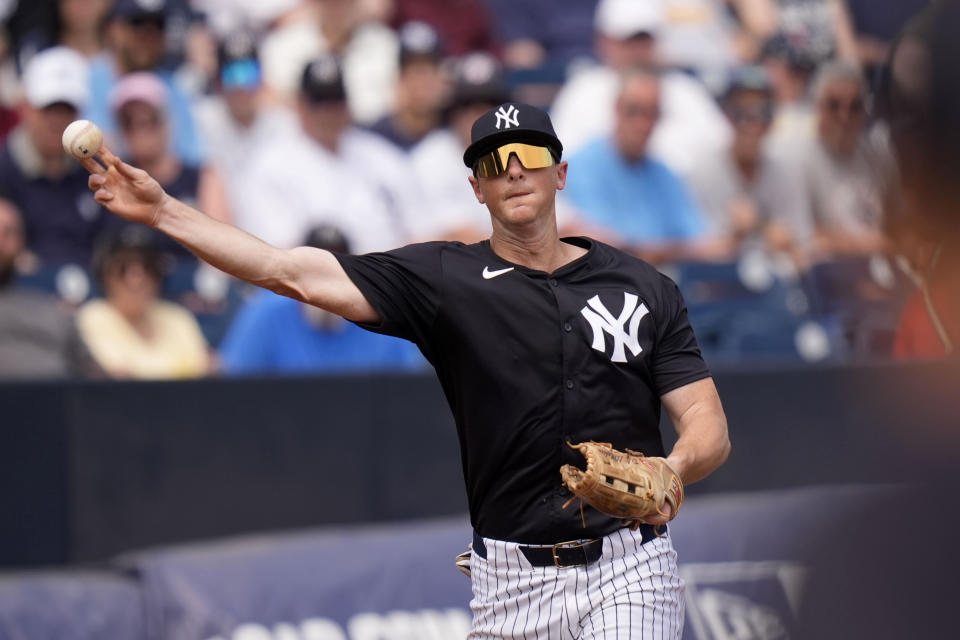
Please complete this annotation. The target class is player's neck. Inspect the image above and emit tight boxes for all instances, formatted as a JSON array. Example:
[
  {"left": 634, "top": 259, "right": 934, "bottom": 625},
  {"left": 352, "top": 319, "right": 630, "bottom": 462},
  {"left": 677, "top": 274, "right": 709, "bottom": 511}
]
[{"left": 490, "top": 222, "right": 585, "bottom": 273}]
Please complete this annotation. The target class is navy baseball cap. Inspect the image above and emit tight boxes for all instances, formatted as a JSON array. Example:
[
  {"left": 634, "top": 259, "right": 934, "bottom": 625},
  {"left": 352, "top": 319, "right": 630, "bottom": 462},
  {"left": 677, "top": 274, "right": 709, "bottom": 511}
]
[
  {"left": 462, "top": 102, "right": 563, "bottom": 168},
  {"left": 300, "top": 55, "right": 346, "bottom": 103},
  {"left": 398, "top": 21, "right": 443, "bottom": 67},
  {"left": 112, "top": 0, "right": 170, "bottom": 22},
  {"left": 450, "top": 52, "right": 509, "bottom": 109}
]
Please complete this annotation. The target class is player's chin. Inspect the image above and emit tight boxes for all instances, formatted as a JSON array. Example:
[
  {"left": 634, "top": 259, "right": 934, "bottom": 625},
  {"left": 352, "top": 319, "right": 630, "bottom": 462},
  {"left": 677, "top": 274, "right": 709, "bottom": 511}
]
[{"left": 497, "top": 202, "right": 542, "bottom": 226}]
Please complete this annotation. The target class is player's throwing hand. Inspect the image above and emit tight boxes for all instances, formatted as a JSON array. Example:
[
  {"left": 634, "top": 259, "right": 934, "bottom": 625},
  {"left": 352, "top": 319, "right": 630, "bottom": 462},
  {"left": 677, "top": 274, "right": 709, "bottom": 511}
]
[{"left": 82, "top": 146, "right": 168, "bottom": 228}]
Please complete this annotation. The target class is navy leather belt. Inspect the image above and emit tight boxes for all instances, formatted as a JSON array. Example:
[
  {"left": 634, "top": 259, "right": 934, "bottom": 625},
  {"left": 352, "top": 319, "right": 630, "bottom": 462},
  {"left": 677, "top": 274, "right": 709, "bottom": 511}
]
[{"left": 472, "top": 525, "right": 659, "bottom": 568}]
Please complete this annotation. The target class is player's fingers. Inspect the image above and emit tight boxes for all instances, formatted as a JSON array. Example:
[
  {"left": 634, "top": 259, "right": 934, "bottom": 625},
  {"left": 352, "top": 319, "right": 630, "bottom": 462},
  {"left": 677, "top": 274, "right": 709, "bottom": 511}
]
[
  {"left": 96, "top": 145, "right": 121, "bottom": 168},
  {"left": 88, "top": 174, "right": 107, "bottom": 190},
  {"left": 93, "top": 187, "right": 115, "bottom": 203},
  {"left": 114, "top": 157, "right": 144, "bottom": 181},
  {"left": 79, "top": 157, "right": 106, "bottom": 176},
  {"left": 642, "top": 514, "right": 669, "bottom": 526}
]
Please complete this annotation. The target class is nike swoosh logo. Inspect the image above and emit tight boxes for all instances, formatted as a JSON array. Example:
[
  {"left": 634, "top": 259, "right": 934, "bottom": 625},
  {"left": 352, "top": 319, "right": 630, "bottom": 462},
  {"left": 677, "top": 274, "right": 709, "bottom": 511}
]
[{"left": 482, "top": 266, "right": 515, "bottom": 280}]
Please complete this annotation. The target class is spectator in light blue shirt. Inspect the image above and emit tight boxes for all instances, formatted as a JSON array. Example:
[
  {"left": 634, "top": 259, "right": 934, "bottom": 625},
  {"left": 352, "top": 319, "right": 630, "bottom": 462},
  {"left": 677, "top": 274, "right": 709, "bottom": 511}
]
[
  {"left": 562, "top": 67, "right": 719, "bottom": 264},
  {"left": 84, "top": 0, "right": 204, "bottom": 165},
  {"left": 219, "top": 226, "right": 426, "bottom": 376}
]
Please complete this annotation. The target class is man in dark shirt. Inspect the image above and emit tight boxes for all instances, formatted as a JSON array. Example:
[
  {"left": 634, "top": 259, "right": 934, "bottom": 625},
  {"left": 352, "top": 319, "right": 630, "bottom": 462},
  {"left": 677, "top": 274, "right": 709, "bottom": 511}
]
[
  {"left": 0, "top": 47, "right": 108, "bottom": 267},
  {"left": 82, "top": 102, "right": 730, "bottom": 639},
  {"left": 368, "top": 21, "right": 448, "bottom": 152}
]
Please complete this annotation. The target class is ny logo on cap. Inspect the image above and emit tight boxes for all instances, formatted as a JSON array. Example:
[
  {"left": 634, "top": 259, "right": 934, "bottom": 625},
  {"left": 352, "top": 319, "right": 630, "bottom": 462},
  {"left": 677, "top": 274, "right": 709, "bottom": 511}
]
[{"left": 495, "top": 105, "right": 519, "bottom": 129}]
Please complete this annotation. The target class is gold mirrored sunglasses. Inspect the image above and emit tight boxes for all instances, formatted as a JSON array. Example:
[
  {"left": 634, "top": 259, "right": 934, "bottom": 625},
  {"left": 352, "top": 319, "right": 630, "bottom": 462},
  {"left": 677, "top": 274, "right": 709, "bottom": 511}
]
[{"left": 473, "top": 143, "right": 556, "bottom": 178}]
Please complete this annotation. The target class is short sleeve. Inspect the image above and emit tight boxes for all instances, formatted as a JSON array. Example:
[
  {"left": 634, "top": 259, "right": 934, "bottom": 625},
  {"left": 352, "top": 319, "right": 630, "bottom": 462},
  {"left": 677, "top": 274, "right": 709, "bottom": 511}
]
[
  {"left": 335, "top": 242, "right": 447, "bottom": 360},
  {"left": 651, "top": 272, "right": 711, "bottom": 396}
]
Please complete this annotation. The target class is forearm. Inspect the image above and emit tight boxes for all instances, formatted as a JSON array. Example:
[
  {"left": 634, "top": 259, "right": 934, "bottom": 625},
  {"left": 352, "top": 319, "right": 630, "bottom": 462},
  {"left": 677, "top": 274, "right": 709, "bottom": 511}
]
[
  {"left": 84, "top": 148, "right": 377, "bottom": 322},
  {"left": 154, "top": 194, "right": 295, "bottom": 296},
  {"left": 661, "top": 378, "right": 731, "bottom": 485},
  {"left": 666, "top": 411, "right": 731, "bottom": 485}
]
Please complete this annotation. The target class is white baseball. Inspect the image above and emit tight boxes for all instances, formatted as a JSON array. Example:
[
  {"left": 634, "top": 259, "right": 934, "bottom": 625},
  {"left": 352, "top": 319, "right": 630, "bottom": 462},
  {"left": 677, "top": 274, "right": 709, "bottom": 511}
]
[{"left": 62, "top": 120, "right": 103, "bottom": 160}]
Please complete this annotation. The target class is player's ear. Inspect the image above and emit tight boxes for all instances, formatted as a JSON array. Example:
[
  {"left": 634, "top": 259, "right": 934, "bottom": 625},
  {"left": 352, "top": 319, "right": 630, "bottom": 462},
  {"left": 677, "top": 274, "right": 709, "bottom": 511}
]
[
  {"left": 468, "top": 175, "right": 485, "bottom": 204},
  {"left": 555, "top": 161, "right": 568, "bottom": 191}
]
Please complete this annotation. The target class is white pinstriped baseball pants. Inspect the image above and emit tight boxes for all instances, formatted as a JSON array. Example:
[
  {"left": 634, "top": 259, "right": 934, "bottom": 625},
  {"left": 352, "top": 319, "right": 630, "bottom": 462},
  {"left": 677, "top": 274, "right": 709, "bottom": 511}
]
[{"left": 468, "top": 527, "right": 684, "bottom": 639}]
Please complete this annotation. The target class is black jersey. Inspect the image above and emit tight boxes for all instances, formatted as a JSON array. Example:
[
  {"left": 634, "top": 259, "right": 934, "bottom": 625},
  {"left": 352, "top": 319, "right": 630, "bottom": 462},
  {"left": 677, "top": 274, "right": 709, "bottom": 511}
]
[{"left": 336, "top": 237, "right": 710, "bottom": 544}]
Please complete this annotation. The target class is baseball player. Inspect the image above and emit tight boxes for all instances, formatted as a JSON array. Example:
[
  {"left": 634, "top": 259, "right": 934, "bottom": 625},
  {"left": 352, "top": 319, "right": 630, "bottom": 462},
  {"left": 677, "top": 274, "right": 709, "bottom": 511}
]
[{"left": 81, "top": 100, "right": 730, "bottom": 639}]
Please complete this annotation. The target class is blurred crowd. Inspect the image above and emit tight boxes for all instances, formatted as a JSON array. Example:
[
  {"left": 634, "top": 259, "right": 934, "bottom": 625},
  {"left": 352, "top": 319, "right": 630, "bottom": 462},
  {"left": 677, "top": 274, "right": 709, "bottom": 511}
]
[{"left": 0, "top": 0, "right": 948, "bottom": 381}]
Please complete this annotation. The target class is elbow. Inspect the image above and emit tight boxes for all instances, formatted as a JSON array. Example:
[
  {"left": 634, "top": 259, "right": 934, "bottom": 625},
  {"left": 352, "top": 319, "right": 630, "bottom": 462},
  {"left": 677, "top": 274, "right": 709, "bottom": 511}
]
[
  {"left": 715, "top": 416, "right": 732, "bottom": 467},
  {"left": 261, "top": 249, "right": 308, "bottom": 302},
  {"left": 718, "top": 435, "right": 732, "bottom": 467}
]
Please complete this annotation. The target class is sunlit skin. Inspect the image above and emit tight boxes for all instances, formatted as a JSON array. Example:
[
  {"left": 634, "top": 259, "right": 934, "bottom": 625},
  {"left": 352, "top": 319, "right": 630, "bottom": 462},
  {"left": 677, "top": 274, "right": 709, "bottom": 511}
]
[{"left": 468, "top": 154, "right": 581, "bottom": 270}]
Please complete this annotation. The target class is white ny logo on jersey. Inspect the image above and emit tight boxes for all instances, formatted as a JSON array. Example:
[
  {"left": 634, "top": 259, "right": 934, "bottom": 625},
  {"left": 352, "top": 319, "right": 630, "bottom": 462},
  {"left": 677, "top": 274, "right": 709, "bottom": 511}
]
[
  {"left": 580, "top": 293, "right": 649, "bottom": 363},
  {"left": 494, "top": 105, "right": 520, "bottom": 129}
]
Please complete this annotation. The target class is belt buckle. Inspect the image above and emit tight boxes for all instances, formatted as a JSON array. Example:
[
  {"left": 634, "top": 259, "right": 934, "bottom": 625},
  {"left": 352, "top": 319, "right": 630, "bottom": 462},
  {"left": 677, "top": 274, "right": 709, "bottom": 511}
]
[{"left": 551, "top": 539, "right": 585, "bottom": 568}]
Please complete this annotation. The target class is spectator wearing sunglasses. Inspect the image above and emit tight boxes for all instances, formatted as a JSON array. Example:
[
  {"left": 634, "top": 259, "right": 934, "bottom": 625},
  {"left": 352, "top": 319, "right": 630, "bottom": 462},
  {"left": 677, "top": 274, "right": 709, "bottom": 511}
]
[
  {"left": 790, "top": 61, "right": 886, "bottom": 257},
  {"left": 688, "top": 65, "right": 811, "bottom": 257},
  {"left": 76, "top": 224, "right": 210, "bottom": 379}
]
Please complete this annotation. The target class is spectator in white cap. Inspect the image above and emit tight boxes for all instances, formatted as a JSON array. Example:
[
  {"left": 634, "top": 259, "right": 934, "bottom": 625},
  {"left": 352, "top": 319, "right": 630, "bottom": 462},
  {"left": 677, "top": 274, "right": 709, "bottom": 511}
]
[
  {"left": 549, "top": 0, "right": 731, "bottom": 177},
  {"left": 0, "top": 46, "right": 110, "bottom": 267},
  {"left": 111, "top": 71, "right": 230, "bottom": 264}
]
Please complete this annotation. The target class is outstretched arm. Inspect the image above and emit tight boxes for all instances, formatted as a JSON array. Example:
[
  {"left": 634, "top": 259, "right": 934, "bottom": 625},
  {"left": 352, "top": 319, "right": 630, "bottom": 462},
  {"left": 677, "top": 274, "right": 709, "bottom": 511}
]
[{"left": 83, "top": 147, "right": 378, "bottom": 323}]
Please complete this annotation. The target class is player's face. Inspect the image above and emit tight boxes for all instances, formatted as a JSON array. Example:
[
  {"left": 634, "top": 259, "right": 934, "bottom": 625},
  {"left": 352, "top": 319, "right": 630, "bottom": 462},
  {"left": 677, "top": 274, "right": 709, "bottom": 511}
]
[{"left": 469, "top": 153, "right": 567, "bottom": 227}]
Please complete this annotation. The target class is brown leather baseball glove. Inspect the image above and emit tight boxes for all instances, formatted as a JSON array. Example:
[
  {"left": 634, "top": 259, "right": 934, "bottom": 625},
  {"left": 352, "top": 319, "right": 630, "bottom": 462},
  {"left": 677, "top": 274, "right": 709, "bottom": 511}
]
[{"left": 560, "top": 441, "right": 684, "bottom": 529}]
